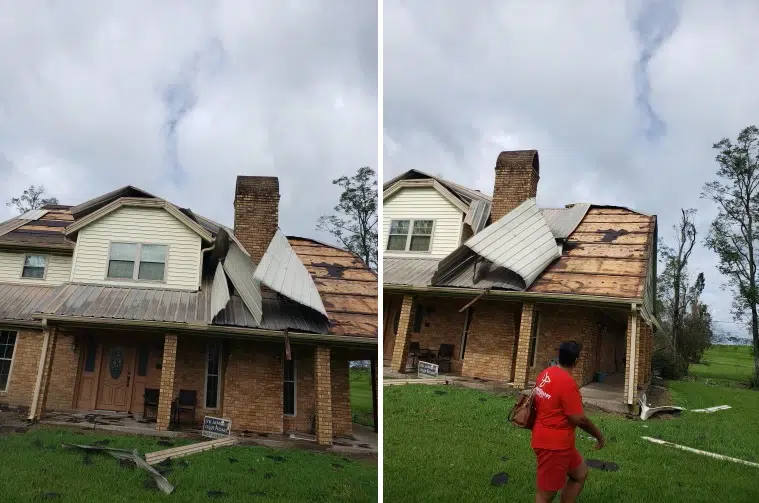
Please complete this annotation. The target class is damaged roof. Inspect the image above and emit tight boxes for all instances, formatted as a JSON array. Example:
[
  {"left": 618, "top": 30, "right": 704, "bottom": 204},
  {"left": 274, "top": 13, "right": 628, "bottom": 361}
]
[
  {"left": 289, "top": 237, "right": 378, "bottom": 339},
  {"left": 0, "top": 206, "right": 75, "bottom": 252}
]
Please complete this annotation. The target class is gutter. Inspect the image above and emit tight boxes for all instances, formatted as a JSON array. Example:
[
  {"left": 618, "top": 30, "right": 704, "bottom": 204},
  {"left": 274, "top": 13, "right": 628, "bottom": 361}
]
[
  {"left": 35, "top": 315, "right": 377, "bottom": 348},
  {"left": 384, "top": 284, "right": 643, "bottom": 308}
]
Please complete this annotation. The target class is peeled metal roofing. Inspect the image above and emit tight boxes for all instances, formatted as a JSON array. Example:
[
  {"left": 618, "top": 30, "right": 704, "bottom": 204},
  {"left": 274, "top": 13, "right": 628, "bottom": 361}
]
[
  {"left": 254, "top": 230, "right": 327, "bottom": 317},
  {"left": 464, "top": 199, "right": 492, "bottom": 234},
  {"left": 465, "top": 198, "right": 561, "bottom": 288},
  {"left": 384, "top": 257, "right": 440, "bottom": 287},
  {"left": 209, "top": 262, "right": 230, "bottom": 320},
  {"left": 214, "top": 293, "right": 330, "bottom": 333},
  {"left": 222, "top": 240, "right": 263, "bottom": 325},
  {"left": 540, "top": 204, "right": 590, "bottom": 239}
]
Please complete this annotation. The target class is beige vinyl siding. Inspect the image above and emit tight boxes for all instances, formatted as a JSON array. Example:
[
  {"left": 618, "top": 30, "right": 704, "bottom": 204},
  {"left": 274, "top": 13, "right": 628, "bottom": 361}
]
[
  {"left": 70, "top": 206, "right": 202, "bottom": 291},
  {"left": 0, "top": 252, "right": 72, "bottom": 285},
  {"left": 383, "top": 187, "right": 464, "bottom": 258}
]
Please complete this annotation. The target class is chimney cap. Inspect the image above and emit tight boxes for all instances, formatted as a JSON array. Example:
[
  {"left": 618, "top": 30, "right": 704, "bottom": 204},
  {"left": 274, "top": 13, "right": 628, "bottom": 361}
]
[
  {"left": 235, "top": 176, "right": 279, "bottom": 195},
  {"left": 496, "top": 150, "right": 539, "bottom": 172}
]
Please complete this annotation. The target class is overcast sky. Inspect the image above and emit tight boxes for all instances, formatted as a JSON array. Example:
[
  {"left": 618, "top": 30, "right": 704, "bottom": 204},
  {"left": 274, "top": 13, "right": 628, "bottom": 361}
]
[
  {"left": 385, "top": 0, "right": 759, "bottom": 338},
  {"left": 0, "top": 0, "right": 377, "bottom": 243}
]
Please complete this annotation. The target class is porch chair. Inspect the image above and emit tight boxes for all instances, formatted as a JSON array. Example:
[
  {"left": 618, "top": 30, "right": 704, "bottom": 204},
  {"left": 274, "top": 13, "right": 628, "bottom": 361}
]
[
  {"left": 143, "top": 388, "right": 159, "bottom": 421},
  {"left": 436, "top": 344, "right": 455, "bottom": 374},
  {"left": 406, "top": 342, "right": 420, "bottom": 371},
  {"left": 174, "top": 390, "right": 197, "bottom": 426}
]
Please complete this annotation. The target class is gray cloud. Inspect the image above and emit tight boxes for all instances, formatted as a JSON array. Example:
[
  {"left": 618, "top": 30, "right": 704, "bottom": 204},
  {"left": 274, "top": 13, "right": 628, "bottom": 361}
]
[
  {"left": 0, "top": 0, "right": 377, "bottom": 244},
  {"left": 385, "top": 0, "right": 759, "bottom": 337}
]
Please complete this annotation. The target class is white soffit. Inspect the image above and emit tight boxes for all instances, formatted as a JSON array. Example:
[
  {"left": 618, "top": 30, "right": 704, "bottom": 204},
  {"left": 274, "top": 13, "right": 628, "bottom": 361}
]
[
  {"left": 253, "top": 230, "right": 328, "bottom": 317},
  {"left": 465, "top": 198, "right": 561, "bottom": 287}
]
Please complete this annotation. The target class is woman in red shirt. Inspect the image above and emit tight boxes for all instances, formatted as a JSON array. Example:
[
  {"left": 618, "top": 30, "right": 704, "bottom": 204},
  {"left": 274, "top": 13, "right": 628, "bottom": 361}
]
[{"left": 531, "top": 341, "right": 605, "bottom": 503}]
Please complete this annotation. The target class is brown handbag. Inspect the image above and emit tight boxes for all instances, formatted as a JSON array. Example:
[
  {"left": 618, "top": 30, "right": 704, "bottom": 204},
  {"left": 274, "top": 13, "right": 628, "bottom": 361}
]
[{"left": 509, "top": 389, "right": 536, "bottom": 429}]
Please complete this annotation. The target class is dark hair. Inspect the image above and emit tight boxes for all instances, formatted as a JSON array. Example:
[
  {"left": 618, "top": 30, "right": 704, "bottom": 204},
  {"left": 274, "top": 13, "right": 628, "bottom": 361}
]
[{"left": 558, "top": 341, "right": 582, "bottom": 367}]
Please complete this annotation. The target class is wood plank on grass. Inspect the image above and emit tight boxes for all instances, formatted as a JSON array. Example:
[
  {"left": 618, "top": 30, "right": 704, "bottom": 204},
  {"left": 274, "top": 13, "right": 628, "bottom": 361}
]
[{"left": 145, "top": 437, "right": 238, "bottom": 465}]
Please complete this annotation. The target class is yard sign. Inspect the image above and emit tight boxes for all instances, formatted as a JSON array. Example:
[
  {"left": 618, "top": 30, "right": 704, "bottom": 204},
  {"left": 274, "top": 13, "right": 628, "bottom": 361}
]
[
  {"left": 202, "top": 416, "right": 232, "bottom": 439},
  {"left": 418, "top": 360, "right": 439, "bottom": 378}
]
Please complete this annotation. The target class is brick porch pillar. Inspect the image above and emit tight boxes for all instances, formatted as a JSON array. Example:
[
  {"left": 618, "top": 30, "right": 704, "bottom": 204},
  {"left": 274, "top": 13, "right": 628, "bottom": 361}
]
[
  {"left": 390, "top": 295, "right": 414, "bottom": 373},
  {"left": 156, "top": 334, "right": 178, "bottom": 432},
  {"left": 315, "top": 345, "right": 333, "bottom": 445},
  {"left": 624, "top": 309, "right": 641, "bottom": 405},
  {"left": 512, "top": 302, "right": 535, "bottom": 388}
]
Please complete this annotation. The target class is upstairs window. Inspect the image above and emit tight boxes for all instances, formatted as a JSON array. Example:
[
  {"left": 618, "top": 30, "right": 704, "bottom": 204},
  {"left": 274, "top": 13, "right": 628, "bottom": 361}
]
[
  {"left": 21, "top": 255, "right": 46, "bottom": 279},
  {"left": 107, "top": 243, "right": 167, "bottom": 282},
  {"left": 0, "top": 331, "right": 17, "bottom": 392},
  {"left": 386, "top": 219, "right": 434, "bottom": 252}
]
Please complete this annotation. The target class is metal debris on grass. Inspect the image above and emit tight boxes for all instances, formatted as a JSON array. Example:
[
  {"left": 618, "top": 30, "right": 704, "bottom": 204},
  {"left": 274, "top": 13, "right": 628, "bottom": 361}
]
[
  {"left": 62, "top": 443, "right": 174, "bottom": 494},
  {"left": 691, "top": 405, "right": 731, "bottom": 413},
  {"left": 641, "top": 436, "right": 759, "bottom": 469},
  {"left": 491, "top": 472, "right": 509, "bottom": 486},
  {"left": 586, "top": 459, "right": 619, "bottom": 471}
]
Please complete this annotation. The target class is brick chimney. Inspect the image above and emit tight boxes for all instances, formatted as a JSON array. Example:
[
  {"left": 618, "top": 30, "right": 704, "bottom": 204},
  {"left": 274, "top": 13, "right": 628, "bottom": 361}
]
[
  {"left": 234, "top": 176, "right": 280, "bottom": 264},
  {"left": 490, "top": 150, "right": 539, "bottom": 222}
]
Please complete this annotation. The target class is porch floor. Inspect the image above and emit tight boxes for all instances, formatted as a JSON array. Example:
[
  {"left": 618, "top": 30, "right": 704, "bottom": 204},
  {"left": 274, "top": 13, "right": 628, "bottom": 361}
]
[
  {"left": 40, "top": 410, "right": 187, "bottom": 438},
  {"left": 580, "top": 373, "right": 628, "bottom": 414}
]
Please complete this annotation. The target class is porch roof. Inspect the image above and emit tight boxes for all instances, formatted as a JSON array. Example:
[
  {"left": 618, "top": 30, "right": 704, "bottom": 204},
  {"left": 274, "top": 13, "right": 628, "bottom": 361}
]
[{"left": 0, "top": 283, "right": 57, "bottom": 322}]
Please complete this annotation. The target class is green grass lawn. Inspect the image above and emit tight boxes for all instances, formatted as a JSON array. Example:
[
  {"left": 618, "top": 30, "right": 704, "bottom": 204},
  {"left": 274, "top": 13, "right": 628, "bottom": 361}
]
[
  {"left": 350, "top": 368, "right": 375, "bottom": 427},
  {"left": 384, "top": 382, "right": 759, "bottom": 502},
  {"left": 689, "top": 344, "right": 755, "bottom": 385},
  {"left": 0, "top": 427, "right": 377, "bottom": 502}
]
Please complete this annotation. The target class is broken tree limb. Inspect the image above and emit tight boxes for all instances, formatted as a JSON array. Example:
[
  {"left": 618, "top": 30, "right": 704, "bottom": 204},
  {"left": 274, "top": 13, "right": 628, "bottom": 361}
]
[
  {"left": 62, "top": 444, "right": 174, "bottom": 494},
  {"left": 641, "top": 437, "right": 759, "bottom": 469}
]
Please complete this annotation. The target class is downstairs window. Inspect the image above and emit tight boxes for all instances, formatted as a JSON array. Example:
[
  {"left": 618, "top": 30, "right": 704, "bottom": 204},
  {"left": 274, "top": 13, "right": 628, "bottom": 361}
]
[
  {"left": 283, "top": 358, "right": 296, "bottom": 416},
  {"left": 0, "top": 331, "right": 17, "bottom": 392},
  {"left": 205, "top": 343, "right": 221, "bottom": 409}
]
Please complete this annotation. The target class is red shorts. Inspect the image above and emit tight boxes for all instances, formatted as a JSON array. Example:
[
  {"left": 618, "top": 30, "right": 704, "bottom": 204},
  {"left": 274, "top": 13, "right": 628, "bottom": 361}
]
[{"left": 533, "top": 447, "right": 584, "bottom": 492}]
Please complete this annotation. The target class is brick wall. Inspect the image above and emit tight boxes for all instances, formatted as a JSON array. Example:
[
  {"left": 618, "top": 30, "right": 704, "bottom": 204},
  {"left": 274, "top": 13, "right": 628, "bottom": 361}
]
[
  {"left": 44, "top": 332, "right": 80, "bottom": 411},
  {"left": 390, "top": 295, "right": 414, "bottom": 372},
  {"left": 223, "top": 340, "right": 283, "bottom": 433},
  {"left": 461, "top": 300, "right": 520, "bottom": 381},
  {"left": 0, "top": 329, "right": 43, "bottom": 409},
  {"left": 314, "top": 345, "right": 333, "bottom": 445},
  {"left": 491, "top": 150, "right": 539, "bottom": 222},
  {"left": 233, "top": 176, "right": 279, "bottom": 264},
  {"left": 408, "top": 297, "right": 468, "bottom": 373},
  {"left": 173, "top": 336, "right": 224, "bottom": 426},
  {"left": 331, "top": 353, "right": 352, "bottom": 437}
]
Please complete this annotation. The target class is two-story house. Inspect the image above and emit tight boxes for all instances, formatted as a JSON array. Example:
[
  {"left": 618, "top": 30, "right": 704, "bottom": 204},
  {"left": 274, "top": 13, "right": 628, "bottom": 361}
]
[
  {"left": 383, "top": 150, "right": 657, "bottom": 410},
  {"left": 0, "top": 177, "right": 377, "bottom": 445}
]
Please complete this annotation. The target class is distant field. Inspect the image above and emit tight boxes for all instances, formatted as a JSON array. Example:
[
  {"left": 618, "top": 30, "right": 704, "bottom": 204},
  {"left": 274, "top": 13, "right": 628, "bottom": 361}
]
[
  {"left": 689, "top": 344, "right": 754, "bottom": 385},
  {"left": 350, "top": 368, "right": 375, "bottom": 427}
]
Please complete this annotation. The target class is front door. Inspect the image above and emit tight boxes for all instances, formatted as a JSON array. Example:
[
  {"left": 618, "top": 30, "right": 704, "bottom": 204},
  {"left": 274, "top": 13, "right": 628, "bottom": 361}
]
[
  {"left": 96, "top": 344, "right": 135, "bottom": 411},
  {"left": 383, "top": 301, "right": 400, "bottom": 363}
]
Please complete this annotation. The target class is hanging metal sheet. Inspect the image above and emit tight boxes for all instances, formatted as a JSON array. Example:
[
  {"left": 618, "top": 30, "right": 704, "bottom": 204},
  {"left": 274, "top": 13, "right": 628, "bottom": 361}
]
[{"left": 222, "top": 241, "right": 263, "bottom": 325}]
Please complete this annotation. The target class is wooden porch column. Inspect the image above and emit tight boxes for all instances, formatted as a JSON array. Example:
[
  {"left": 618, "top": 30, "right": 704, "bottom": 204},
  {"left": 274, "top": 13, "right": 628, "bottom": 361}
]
[
  {"left": 156, "top": 334, "right": 178, "bottom": 432},
  {"left": 624, "top": 307, "right": 641, "bottom": 406},
  {"left": 390, "top": 295, "right": 414, "bottom": 373},
  {"left": 370, "top": 357, "right": 378, "bottom": 433},
  {"left": 512, "top": 302, "right": 535, "bottom": 388},
  {"left": 28, "top": 325, "right": 56, "bottom": 420},
  {"left": 314, "top": 345, "right": 333, "bottom": 445}
]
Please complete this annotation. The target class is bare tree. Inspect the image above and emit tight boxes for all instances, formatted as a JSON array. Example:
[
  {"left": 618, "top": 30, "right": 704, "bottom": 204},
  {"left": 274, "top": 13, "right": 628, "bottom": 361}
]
[
  {"left": 318, "top": 167, "right": 378, "bottom": 270},
  {"left": 6, "top": 185, "right": 59, "bottom": 214},
  {"left": 702, "top": 125, "right": 759, "bottom": 386},
  {"left": 658, "top": 208, "right": 697, "bottom": 363}
]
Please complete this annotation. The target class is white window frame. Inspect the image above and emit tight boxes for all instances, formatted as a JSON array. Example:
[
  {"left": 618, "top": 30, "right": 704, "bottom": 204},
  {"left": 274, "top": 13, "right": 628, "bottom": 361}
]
[
  {"left": 19, "top": 254, "right": 48, "bottom": 280},
  {"left": 105, "top": 241, "right": 169, "bottom": 283},
  {"left": 204, "top": 342, "right": 222, "bottom": 409},
  {"left": 283, "top": 358, "right": 296, "bottom": 417},
  {"left": 0, "top": 330, "right": 18, "bottom": 393},
  {"left": 386, "top": 219, "right": 436, "bottom": 253}
]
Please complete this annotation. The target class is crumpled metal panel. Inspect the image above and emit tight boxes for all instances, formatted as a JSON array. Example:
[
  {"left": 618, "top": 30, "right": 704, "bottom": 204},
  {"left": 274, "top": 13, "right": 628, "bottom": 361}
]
[
  {"left": 464, "top": 199, "right": 492, "bottom": 234},
  {"left": 222, "top": 240, "right": 263, "bottom": 325},
  {"left": 540, "top": 204, "right": 590, "bottom": 239},
  {"left": 465, "top": 198, "right": 561, "bottom": 287},
  {"left": 254, "top": 230, "right": 327, "bottom": 317},
  {"left": 384, "top": 257, "right": 440, "bottom": 287},
  {"left": 209, "top": 262, "right": 230, "bottom": 321}
]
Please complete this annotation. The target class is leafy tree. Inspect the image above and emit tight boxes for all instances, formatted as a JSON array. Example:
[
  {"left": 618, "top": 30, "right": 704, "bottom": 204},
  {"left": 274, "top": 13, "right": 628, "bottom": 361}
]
[
  {"left": 318, "top": 167, "right": 377, "bottom": 270},
  {"left": 6, "top": 185, "right": 59, "bottom": 214},
  {"left": 702, "top": 125, "right": 759, "bottom": 387}
]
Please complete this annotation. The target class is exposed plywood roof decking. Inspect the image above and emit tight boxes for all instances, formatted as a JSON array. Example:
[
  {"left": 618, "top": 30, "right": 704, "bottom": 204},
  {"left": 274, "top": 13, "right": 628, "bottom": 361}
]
[
  {"left": 0, "top": 206, "right": 76, "bottom": 252},
  {"left": 289, "top": 237, "right": 377, "bottom": 339},
  {"left": 529, "top": 207, "right": 656, "bottom": 299}
]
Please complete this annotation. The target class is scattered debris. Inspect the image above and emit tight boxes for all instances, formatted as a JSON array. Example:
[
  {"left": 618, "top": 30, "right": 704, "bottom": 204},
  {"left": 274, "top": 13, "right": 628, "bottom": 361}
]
[
  {"left": 641, "top": 436, "right": 759, "bottom": 468},
  {"left": 434, "top": 390, "right": 447, "bottom": 396},
  {"left": 93, "top": 439, "right": 110, "bottom": 446},
  {"left": 266, "top": 455, "right": 285, "bottom": 463},
  {"left": 63, "top": 443, "right": 174, "bottom": 494},
  {"left": 145, "top": 436, "right": 237, "bottom": 465},
  {"left": 249, "top": 491, "right": 267, "bottom": 497},
  {"left": 207, "top": 490, "right": 226, "bottom": 498},
  {"left": 42, "top": 493, "right": 61, "bottom": 499},
  {"left": 264, "top": 473, "right": 275, "bottom": 479},
  {"left": 586, "top": 459, "right": 619, "bottom": 471},
  {"left": 691, "top": 405, "right": 731, "bottom": 413},
  {"left": 119, "top": 458, "right": 134, "bottom": 469},
  {"left": 491, "top": 472, "right": 509, "bottom": 486},
  {"left": 639, "top": 393, "right": 684, "bottom": 420},
  {"left": 358, "top": 443, "right": 371, "bottom": 449},
  {"left": 157, "top": 440, "right": 174, "bottom": 447}
]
